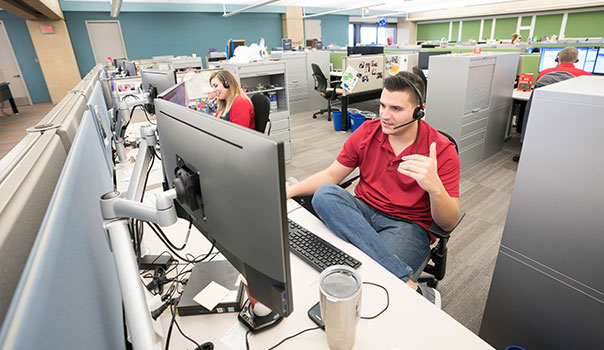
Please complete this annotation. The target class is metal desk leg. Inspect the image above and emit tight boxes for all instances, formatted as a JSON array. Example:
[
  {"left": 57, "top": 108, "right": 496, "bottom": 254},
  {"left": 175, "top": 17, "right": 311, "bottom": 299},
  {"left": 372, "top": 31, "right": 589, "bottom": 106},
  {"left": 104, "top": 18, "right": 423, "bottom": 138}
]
[
  {"left": 9, "top": 97, "right": 19, "bottom": 115},
  {"left": 341, "top": 96, "right": 348, "bottom": 131}
]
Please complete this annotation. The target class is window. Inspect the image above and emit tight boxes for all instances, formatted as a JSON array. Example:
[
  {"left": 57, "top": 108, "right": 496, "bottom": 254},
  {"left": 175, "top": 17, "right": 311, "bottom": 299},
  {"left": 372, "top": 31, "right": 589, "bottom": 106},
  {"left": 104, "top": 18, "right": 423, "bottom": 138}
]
[
  {"left": 360, "top": 24, "right": 378, "bottom": 45},
  {"left": 351, "top": 22, "right": 397, "bottom": 46},
  {"left": 349, "top": 24, "right": 355, "bottom": 46}
]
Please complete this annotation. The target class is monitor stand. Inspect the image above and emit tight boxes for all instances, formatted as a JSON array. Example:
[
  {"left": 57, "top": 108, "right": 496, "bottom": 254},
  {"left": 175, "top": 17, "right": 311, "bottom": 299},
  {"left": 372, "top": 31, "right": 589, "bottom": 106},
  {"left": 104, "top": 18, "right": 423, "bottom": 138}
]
[{"left": 238, "top": 300, "right": 282, "bottom": 332}]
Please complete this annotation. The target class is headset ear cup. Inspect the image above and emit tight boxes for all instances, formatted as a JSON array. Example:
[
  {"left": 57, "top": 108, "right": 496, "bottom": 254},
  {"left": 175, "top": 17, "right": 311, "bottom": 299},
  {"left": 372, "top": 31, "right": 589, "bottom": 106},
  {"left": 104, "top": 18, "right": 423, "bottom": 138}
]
[{"left": 414, "top": 107, "right": 425, "bottom": 120}]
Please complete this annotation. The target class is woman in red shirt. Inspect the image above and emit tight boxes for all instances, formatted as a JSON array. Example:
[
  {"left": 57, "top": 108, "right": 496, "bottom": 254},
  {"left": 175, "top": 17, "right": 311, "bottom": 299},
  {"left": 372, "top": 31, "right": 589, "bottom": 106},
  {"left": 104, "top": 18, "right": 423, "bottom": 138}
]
[{"left": 209, "top": 70, "right": 255, "bottom": 130}]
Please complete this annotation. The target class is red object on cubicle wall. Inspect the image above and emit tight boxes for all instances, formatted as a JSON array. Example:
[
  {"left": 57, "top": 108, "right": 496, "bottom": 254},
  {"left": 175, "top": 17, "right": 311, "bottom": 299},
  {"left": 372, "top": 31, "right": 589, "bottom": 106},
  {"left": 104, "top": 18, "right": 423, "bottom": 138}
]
[{"left": 517, "top": 73, "right": 534, "bottom": 91}]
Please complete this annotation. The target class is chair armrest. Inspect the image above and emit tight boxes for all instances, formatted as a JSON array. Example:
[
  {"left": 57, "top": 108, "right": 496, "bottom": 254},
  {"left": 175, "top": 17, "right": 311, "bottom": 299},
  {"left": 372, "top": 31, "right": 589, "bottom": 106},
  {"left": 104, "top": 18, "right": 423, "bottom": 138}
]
[
  {"left": 428, "top": 211, "right": 465, "bottom": 239},
  {"left": 330, "top": 80, "right": 342, "bottom": 88},
  {"left": 338, "top": 168, "right": 360, "bottom": 189}
]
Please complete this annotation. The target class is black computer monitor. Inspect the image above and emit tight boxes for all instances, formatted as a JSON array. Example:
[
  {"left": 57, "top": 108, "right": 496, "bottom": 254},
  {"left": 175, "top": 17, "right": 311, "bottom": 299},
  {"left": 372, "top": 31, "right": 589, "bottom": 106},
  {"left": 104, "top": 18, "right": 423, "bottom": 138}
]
[
  {"left": 141, "top": 69, "right": 177, "bottom": 114},
  {"left": 154, "top": 99, "right": 293, "bottom": 328},
  {"left": 158, "top": 81, "right": 186, "bottom": 107},
  {"left": 347, "top": 45, "right": 384, "bottom": 55},
  {"left": 124, "top": 61, "right": 137, "bottom": 77},
  {"left": 418, "top": 51, "right": 451, "bottom": 70}
]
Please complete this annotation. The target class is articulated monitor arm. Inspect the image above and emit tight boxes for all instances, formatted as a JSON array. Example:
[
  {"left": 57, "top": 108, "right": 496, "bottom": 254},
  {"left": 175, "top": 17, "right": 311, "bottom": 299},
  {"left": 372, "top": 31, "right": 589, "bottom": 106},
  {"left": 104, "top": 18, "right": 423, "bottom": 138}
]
[{"left": 112, "top": 91, "right": 151, "bottom": 162}]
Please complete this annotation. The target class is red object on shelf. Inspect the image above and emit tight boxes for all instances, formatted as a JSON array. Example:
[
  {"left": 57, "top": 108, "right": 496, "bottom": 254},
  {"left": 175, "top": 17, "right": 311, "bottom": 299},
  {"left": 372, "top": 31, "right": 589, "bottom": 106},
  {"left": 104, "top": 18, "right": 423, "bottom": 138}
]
[{"left": 517, "top": 73, "right": 534, "bottom": 91}]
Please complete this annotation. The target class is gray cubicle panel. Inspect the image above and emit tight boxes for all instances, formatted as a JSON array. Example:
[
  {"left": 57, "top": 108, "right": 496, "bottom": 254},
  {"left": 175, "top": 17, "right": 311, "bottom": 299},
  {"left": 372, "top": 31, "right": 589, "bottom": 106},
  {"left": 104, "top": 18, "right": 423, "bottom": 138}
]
[
  {"left": 479, "top": 77, "right": 604, "bottom": 349},
  {"left": 0, "top": 113, "right": 123, "bottom": 349},
  {"left": 0, "top": 130, "right": 67, "bottom": 322},
  {"left": 87, "top": 81, "right": 113, "bottom": 174}
]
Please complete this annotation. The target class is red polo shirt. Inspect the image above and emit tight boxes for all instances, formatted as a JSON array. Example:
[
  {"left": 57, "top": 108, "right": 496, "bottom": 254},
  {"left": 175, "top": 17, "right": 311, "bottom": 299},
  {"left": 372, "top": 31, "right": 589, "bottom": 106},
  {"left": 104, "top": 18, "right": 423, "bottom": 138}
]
[
  {"left": 537, "top": 62, "right": 591, "bottom": 81},
  {"left": 336, "top": 119, "right": 460, "bottom": 232}
]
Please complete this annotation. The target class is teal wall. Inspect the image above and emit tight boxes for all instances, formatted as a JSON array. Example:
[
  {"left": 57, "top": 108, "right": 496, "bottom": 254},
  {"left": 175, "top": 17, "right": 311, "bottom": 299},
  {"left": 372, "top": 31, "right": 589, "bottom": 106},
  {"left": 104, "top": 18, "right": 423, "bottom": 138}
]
[
  {"left": 64, "top": 11, "right": 284, "bottom": 76},
  {"left": 311, "top": 15, "right": 349, "bottom": 47},
  {"left": 0, "top": 11, "right": 51, "bottom": 103}
]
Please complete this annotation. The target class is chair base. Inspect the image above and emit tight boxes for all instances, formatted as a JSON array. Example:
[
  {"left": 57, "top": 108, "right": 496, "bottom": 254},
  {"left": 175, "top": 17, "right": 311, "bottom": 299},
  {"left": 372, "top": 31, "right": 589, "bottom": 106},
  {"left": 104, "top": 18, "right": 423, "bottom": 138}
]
[{"left": 312, "top": 108, "right": 340, "bottom": 121}]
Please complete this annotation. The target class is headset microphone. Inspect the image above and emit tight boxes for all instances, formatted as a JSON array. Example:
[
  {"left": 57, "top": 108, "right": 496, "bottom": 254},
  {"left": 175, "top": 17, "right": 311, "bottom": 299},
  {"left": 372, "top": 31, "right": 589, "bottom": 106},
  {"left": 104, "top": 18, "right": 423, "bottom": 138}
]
[{"left": 391, "top": 76, "right": 425, "bottom": 130}]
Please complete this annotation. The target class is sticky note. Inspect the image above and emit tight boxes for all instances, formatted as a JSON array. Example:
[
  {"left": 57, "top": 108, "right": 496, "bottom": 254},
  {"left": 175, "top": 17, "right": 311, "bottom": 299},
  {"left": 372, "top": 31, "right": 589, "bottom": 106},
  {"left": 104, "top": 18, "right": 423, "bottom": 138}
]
[{"left": 192, "top": 281, "right": 230, "bottom": 311}]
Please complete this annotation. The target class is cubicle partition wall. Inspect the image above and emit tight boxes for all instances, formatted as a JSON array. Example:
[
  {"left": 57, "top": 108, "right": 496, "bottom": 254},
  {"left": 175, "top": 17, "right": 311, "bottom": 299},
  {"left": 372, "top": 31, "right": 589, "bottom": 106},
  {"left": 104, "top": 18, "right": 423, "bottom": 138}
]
[
  {"left": 341, "top": 54, "right": 384, "bottom": 95},
  {"left": 0, "top": 64, "right": 105, "bottom": 323},
  {"left": 0, "top": 112, "right": 123, "bottom": 349}
]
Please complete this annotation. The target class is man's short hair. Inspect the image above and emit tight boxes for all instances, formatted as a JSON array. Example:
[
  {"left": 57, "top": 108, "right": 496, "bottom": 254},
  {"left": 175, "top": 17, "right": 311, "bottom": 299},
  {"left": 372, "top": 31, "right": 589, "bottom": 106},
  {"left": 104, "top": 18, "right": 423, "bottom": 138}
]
[
  {"left": 558, "top": 47, "right": 579, "bottom": 63},
  {"left": 383, "top": 72, "right": 425, "bottom": 106}
]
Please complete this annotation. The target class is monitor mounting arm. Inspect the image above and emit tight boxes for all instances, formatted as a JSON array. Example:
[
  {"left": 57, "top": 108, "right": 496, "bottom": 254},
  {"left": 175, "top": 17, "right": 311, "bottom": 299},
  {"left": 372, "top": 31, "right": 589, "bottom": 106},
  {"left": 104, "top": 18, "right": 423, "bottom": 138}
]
[
  {"left": 99, "top": 187, "right": 177, "bottom": 350},
  {"left": 112, "top": 90, "right": 151, "bottom": 162}
]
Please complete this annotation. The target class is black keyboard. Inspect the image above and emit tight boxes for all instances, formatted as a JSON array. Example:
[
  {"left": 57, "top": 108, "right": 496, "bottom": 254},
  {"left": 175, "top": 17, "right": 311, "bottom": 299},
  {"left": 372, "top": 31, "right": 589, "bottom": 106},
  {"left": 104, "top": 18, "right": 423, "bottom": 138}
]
[{"left": 288, "top": 219, "right": 362, "bottom": 272}]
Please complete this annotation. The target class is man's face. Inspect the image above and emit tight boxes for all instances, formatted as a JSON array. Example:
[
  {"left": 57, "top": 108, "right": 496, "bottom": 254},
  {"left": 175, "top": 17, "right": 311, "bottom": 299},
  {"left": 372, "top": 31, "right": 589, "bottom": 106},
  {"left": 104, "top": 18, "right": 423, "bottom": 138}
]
[{"left": 379, "top": 88, "right": 417, "bottom": 135}]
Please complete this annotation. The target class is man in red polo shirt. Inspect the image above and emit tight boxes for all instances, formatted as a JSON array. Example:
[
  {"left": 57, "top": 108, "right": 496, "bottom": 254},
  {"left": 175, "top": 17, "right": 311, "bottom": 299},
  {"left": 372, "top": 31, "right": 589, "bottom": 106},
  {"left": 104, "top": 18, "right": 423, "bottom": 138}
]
[
  {"left": 537, "top": 46, "right": 591, "bottom": 81},
  {"left": 287, "top": 72, "right": 460, "bottom": 307}
]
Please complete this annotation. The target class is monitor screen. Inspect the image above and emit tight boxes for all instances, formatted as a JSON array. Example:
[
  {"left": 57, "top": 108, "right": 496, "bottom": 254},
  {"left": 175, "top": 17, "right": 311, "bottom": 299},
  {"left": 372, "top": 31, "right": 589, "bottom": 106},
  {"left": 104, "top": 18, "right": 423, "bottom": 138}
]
[
  {"left": 347, "top": 46, "right": 384, "bottom": 56},
  {"left": 124, "top": 61, "right": 137, "bottom": 77},
  {"left": 159, "top": 81, "right": 186, "bottom": 107},
  {"left": 418, "top": 51, "right": 451, "bottom": 70},
  {"left": 593, "top": 47, "right": 604, "bottom": 75},
  {"left": 154, "top": 99, "right": 293, "bottom": 319},
  {"left": 538, "top": 47, "right": 600, "bottom": 72}
]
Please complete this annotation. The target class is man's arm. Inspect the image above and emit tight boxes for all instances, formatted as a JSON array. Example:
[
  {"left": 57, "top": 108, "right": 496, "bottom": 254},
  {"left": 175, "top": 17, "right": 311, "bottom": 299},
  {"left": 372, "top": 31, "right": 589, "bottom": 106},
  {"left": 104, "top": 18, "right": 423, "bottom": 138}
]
[
  {"left": 398, "top": 142, "right": 460, "bottom": 231},
  {"left": 286, "top": 160, "right": 355, "bottom": 199}
]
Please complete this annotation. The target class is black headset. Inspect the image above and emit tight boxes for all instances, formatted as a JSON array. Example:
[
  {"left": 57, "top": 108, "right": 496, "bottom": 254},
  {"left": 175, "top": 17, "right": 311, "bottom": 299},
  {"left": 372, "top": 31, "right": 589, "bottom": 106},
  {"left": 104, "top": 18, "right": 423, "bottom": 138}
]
[
  {"left": 399, "top": 76, "right": 425, "bottom": 121},
  {"left": 218, "top": 71, "right": 230, "bottom": 89}
]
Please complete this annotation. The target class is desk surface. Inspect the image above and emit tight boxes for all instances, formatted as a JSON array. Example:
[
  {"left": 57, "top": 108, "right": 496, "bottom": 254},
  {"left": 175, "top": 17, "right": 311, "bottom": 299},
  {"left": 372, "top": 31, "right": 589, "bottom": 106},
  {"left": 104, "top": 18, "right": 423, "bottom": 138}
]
[
  {"left": 122, "top": 131, "right": 492, "bottom": 349},
  {"left": 512, "top": 89, "right": 531, "bottom": 101},
  {"left": 139, "top": 201, "right": 492, "bottom": 349}
]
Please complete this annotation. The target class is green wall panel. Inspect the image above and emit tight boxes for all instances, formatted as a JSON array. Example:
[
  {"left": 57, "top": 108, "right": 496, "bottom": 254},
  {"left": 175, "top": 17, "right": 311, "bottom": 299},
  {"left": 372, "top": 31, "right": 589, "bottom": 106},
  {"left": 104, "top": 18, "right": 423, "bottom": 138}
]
[
  {"left": 461, "top": 20, "right": 480, "bottom": 41},
  {"left": 417, "top": 22, "right": 450, "bottom": 41},
  {"left": 566, "top": 10, "right": 604, "bottom": 37},
  {"left": 533, "top": 14, "right": 563, "bottom": 40},
  {"left": 494, "top": 17, "right": 517, "bottom": 41},
  {"left": 451, "top": 21, "right": 460, "bottom": 41},
  {"left": 521, "top": 16, "right": 532, "bottom": 26},
  {"left": 520, "top": 29, "right": 530, "bottom": 42},
  {"left": 483, "top": 19, "right": 493, "bottom": 40}
]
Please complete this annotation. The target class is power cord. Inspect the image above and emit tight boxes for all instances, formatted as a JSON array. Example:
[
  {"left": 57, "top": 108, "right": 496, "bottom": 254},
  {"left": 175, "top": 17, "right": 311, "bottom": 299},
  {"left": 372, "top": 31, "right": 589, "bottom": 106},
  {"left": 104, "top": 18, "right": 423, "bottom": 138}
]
[{"left": 360, "top": 282, "right": 389, "bottom": 319}]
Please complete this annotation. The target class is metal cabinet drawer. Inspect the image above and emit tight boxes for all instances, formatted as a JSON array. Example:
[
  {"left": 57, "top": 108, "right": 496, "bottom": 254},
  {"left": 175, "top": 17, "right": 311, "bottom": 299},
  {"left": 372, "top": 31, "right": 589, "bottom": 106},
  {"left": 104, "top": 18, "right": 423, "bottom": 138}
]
[
  {"left": 459, "top": 141, "right": 484, "bottom": 170},
  {"left": 283, "top": 141, "right": 292, "bottom": 160},
  {"left": 269, "top": 129, "right": 290, "bottom": 143},
  {"left": 269, "top": 110, "right": 288, "bottom": 121},
  {"left": 461, "top": 116, "right": 488, "bottom": 136},
  {"left": 460, "top": 128, "right": 486, "bottom": 150},
  {"left": 271, "top": 118, "right": 289, "bottom": 132},
  {"left": 237, "top": 64, "right": 285, "bottom": 78},
  {"left": 462, "top": 111, "right": 488, "bottom": 125}
]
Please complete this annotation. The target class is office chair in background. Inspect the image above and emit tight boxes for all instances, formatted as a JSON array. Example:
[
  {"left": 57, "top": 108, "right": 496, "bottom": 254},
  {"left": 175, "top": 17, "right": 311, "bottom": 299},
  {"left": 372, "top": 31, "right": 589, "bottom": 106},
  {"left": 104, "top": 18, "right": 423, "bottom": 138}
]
[
  {"left": 251, "top": 93, "right": 271, "bottom": 134},
  {"left": 310, "top": 63, "right": 343, "bottom": 121},
  {"left": 292, "top": 130, "right": 464, "bottom": 288}
]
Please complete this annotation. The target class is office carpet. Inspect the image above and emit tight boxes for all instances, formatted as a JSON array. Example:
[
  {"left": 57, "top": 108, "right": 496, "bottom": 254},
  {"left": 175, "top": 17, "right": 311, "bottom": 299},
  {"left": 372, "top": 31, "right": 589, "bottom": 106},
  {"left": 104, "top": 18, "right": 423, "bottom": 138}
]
[
  {"left": 0, "top": 102, "right": 54, "bottom": 160},
  {"left": 286, "top": 102, "right": 521, "bottom": 335}
]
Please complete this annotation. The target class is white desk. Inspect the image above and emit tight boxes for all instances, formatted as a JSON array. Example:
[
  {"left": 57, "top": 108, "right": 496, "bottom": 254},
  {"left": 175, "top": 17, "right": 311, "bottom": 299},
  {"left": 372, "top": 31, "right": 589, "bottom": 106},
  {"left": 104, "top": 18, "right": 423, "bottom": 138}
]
[
  {"left": 512, "top": 89, "right": 531, "bottom": 101},
  {"left": 139, "top": 197, "right": 493, "bottom": 349}
]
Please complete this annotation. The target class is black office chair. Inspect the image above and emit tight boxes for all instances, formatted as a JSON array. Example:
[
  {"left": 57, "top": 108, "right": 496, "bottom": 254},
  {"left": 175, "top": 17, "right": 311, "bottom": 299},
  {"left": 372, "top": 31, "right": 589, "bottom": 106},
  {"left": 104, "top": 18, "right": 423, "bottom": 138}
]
[
  {"left": 292, "top": 130, "right": 464, "bottom": 288},
  {"left": 311, "top": 63, "right": 343, "bottom": 121},
  {"left": 251, "top": 93, "right": 271, "bottom": 134}
]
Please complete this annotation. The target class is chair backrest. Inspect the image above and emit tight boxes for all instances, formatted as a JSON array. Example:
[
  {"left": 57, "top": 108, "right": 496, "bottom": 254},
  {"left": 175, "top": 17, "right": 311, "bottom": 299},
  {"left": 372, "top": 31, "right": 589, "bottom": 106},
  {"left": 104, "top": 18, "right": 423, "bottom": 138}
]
[
  {"left": 438, "top": 130, "right": 458, "bottom": 154},
  {"left": 311, "top": 63, "right": 328, "bottom": 93},
  {"left": 251, "top": 93, "right": 271, "bottom": 134}
]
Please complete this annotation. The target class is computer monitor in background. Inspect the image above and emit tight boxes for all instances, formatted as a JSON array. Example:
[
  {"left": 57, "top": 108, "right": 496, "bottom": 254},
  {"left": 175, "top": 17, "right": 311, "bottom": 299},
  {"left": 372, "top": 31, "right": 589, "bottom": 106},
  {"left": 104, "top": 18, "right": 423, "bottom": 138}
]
[
  {"left": 141, "top": 69, "right": 177, "bottom": 114},
  {"left": 581, "top": 47, "right": 599, "bottom": 73},
  {"left": 592, "top": 47, "right": 604, "bottom": 75},
  {"left": 155, "top": 99, "right": 293, "bottom": 329},
  {"left": 347, "top": 46, "right": 384, "bottom": 56},
  {"left": 418, "top": 51, "right": 452, "bottom": 70},
  {"left": 158, "top": 81, "right": 186, "bottom": 107},
  {"left": 113, "top": 58, "right": 127, "bottom": 72},
  {"left": 124, "top": 61, "right": 137, "bottom": 77},
  {"left": 537, "top": 47, "right": 599, "bottom": 73}
]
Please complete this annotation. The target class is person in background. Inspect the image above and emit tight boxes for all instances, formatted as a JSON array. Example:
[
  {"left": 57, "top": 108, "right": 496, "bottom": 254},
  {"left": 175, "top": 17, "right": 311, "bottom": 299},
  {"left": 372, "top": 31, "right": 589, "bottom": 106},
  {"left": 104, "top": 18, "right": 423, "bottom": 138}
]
[
  {"left": 209, "top": 70, "right": 255, "bottom": 130},
  {"left": 511, "top": 33, "right": 522, "bottom": 44},
  {"left": 536, "top": 46, "right": 591, "bottom": 80},
  {"left": 286, "top": 72, "right": 460, "bottom": 308}
]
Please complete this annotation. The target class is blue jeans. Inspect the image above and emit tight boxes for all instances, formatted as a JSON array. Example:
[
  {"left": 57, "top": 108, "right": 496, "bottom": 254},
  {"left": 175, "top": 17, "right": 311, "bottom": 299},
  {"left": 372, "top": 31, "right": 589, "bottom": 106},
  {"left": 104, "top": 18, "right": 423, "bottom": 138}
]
[{"left": 312, "top": 184, "right": 430, "bottom": 281}]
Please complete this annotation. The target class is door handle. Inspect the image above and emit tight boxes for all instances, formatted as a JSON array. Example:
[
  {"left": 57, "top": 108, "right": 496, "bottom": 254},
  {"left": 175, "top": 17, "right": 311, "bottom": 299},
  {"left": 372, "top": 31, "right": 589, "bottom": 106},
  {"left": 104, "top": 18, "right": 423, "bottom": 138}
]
[{"left": 13, "top": 75, "right": 21, "bottom": 78}]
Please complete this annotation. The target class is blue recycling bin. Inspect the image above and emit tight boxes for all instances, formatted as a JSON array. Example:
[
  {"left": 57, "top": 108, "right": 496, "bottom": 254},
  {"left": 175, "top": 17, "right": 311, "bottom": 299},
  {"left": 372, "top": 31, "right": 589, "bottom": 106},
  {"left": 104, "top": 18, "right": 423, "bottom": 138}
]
[
  {"left": 350, "top": 113, "right": 366, "bottom": 132},
  {"left": 332, "top": 111, "right": 348, "bottom": 131}
]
